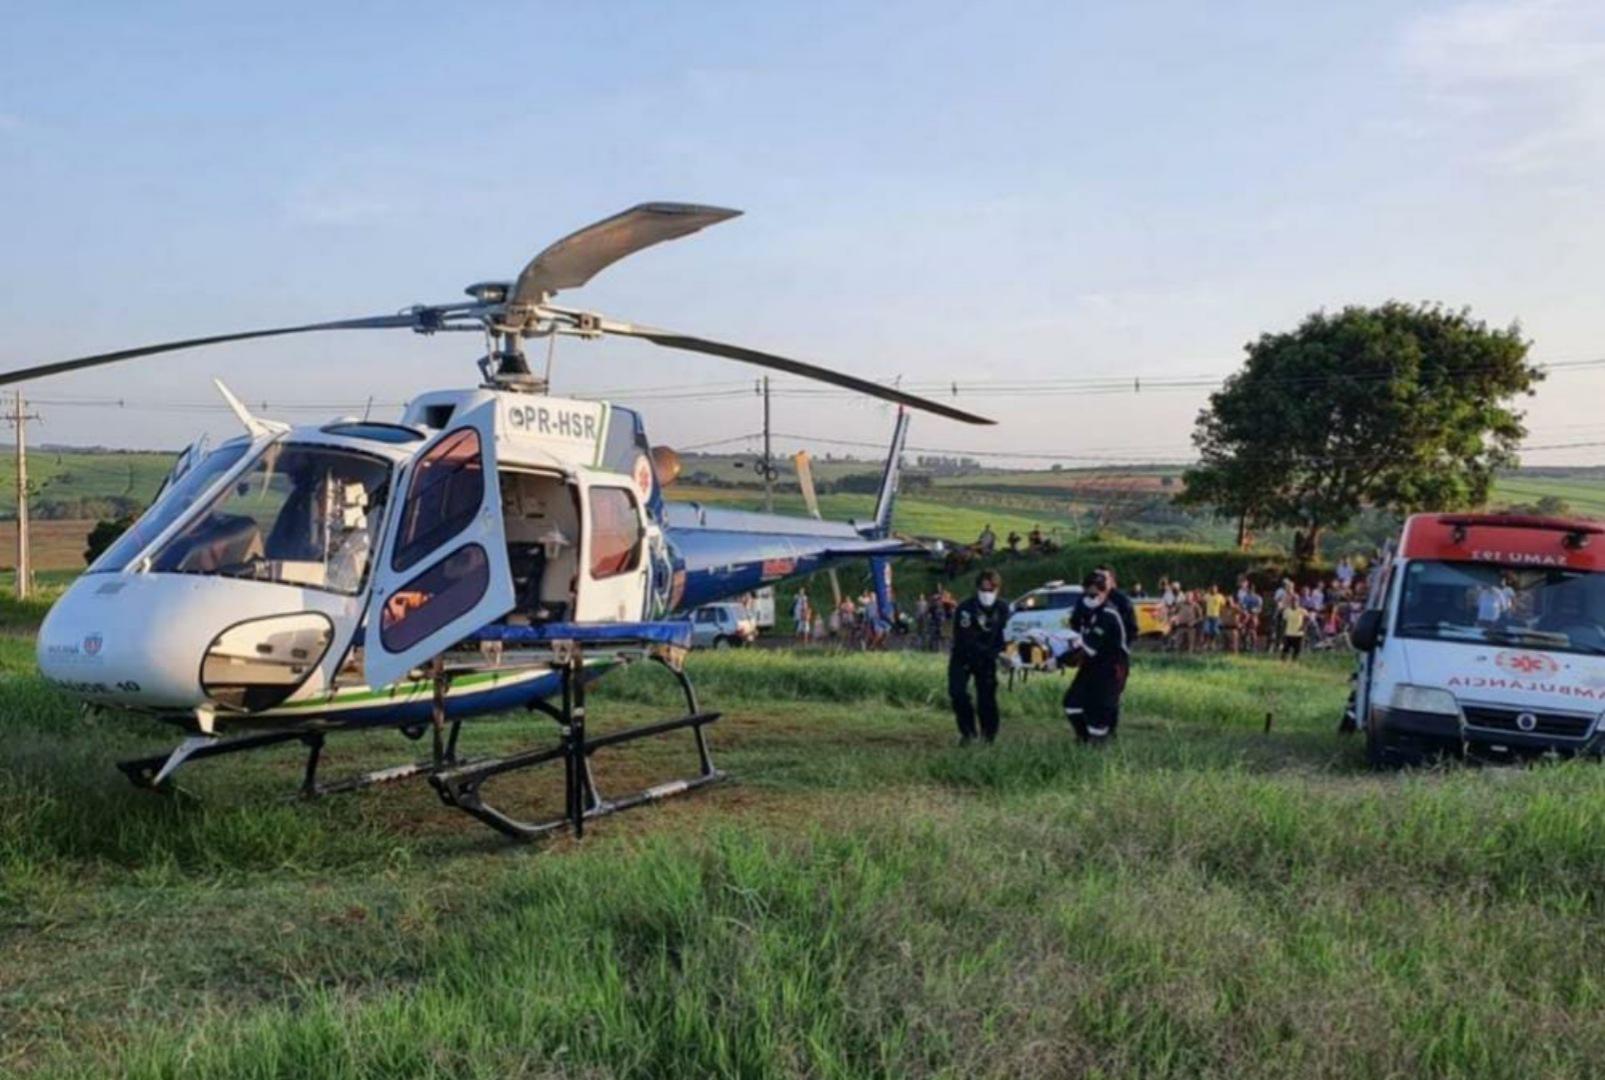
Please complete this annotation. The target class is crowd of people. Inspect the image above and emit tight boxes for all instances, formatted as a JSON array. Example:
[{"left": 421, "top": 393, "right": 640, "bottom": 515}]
[
  {"left": 1140, "top": 554, "right": 1369, "bottom": 660},
  {"left": 975, "top": 521, "right": 1060, "bottom": 558},
  {"left": 788, "top": 581, "right": 982, "bottom": 652},
  {"left": 784, "top": 553, "right": 1372, "bottom": 662},
  {"left": 776, "top": 554, "right": 1372, "bottom": 748},
  {"left": 788, "top": 588, "right": 904, "bottom": 650}
]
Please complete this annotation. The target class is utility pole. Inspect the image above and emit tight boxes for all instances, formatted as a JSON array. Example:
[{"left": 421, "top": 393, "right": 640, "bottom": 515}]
[
  {"left": 761, "top": 376, "right": 773, "bottom": 513},
  {"left": 6, "top": 391, "right": 40, "bottom": 599}
]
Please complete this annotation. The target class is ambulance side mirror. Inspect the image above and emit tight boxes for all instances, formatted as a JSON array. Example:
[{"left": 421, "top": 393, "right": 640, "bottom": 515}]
[{"left": 1351, "top": 609, "right": 1383, "bottom": 652}]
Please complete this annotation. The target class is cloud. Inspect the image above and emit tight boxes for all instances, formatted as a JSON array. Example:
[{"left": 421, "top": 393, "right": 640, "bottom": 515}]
[{"left": 1400, "top": 0, "right": 1605, "bottom": 174}]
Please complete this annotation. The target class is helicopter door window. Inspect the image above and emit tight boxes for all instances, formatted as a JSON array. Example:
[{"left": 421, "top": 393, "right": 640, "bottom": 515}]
[
  {"left": 379, "top": 543, "right": 491, "bottom": 652},
  {"left": 391, "top": 427, "right": 484, "bottom": 573},
  {"left": 588, "top": 487, "right": 643, "bottom": 579},
  {"left": 147, "top": 443, "right": 390, "bottom": 595}
]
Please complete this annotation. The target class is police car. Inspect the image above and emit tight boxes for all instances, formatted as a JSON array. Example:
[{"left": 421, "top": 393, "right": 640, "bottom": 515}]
[{"left": 1005, "top": 581, "right": 1084, "bottom": 644}]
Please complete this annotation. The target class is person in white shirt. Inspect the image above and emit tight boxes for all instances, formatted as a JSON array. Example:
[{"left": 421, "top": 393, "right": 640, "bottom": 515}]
[{"left": 1476, "top": 583, "right": 1508, "bottom": 625}]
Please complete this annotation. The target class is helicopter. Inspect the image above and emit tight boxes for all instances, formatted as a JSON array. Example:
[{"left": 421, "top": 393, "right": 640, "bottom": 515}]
[{"left": 11, "top": 202, "right": 993, "bottom": 840}]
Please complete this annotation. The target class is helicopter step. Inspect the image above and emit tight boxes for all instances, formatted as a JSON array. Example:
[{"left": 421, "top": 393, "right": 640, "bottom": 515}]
[{"left": 114, "top": 626, "right": 726, "bottom": 842}]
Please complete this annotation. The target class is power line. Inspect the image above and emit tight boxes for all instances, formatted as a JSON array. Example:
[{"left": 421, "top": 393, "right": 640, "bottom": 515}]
[
  {"left": 21, "top": 354, "right": 1605, "bottom": 414},
  {"left": 745, "top": 430, "right": 1605, "bottom": 467}
]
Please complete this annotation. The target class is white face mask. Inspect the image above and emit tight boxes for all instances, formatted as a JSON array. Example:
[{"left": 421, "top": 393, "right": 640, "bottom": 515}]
[
  {"left": 977, "top": 590, "right": 998, "bottom": 607},
  {"left": 1083, "top": 594, "right": 1105, "bottom": 609}
]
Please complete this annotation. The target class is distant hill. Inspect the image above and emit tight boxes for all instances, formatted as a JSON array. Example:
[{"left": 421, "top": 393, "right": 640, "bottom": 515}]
[
  {"left": 0, "top": 447, "right": 173, "bottom": 520},
  {"left": 0, "top": 445, "right": 1598, "bottom": 565}
]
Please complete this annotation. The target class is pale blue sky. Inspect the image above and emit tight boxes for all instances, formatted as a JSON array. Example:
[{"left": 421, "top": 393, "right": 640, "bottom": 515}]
[{"left": 3, "top": 1, "right": 1605, "bottom": 465}]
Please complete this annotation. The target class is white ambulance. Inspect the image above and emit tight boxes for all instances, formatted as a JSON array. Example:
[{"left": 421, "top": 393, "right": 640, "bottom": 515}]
[{"left": 1352, "top": 513, "right": 1605, "bottom": 765}]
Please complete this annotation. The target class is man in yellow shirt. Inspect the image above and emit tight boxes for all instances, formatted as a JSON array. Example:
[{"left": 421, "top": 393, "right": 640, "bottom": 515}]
[
  {"left": 1279, "top": 600, "right": 1308, "bottom": 661},
  {"left": 1202, "top": 584, "right": 1226, "bottom": 650}
]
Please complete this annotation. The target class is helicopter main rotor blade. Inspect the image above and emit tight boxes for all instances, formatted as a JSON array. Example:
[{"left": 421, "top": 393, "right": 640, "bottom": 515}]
[
  {"left": 590, "top": 316, "right": 995, "bottom": 426},
  {"left": 510, "top": 203, "right": 742, "bottom": 310},
  {"left": 0, "top": 313, "right": 425, "bottom": 387}
]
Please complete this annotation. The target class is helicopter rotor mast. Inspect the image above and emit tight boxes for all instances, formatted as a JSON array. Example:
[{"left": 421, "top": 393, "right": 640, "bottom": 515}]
[{"left": 0, "top": 202, "right": 995, "bottom": 426}]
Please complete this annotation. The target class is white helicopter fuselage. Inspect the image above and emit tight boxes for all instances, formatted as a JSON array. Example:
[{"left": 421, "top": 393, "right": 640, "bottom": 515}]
[
  {"left": 37, "top": 384, "right": 916, "bottom": 736},
  {"left": 38, "top": 388, "right": 660, "bottom": 733}
]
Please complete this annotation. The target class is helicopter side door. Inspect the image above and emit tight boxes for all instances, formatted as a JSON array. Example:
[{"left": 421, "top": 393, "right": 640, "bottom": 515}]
[
  {"left": 574, "top": 474, "right": 652, "bottom": 623},
  {"left": 362, "top": 401, "right": 515, "bottom": 688}
]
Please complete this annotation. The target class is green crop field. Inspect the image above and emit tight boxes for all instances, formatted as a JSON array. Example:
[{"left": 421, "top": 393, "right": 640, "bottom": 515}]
[
  {"left": 1490, "top": 472, "right": 1605, "bottom": 518},
  {"left": 8, "top": 624, "right": 1605, "bottom": 1076},
  {"left": 0, "top": 448, "right": 174, "bottom": 519},
  {"left": 677, "top": 452, "right": 892, "bottom": 486},
  {"left": 668, "top": 485, "right": 1080, "bottom": 544}
]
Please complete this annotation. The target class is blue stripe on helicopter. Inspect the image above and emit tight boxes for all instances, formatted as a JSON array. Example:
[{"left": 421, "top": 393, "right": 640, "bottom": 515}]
[{"left": 475, "top": 621, "right": 693, "bottom": 648}]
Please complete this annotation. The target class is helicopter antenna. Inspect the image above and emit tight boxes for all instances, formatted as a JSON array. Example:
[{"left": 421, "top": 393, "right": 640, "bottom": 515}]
[
  {"left": 213, "top": 379, "right": 288, "bottom": 437},
  {"left": 543, "top": 332, "right": 558, "bottom": 392}
]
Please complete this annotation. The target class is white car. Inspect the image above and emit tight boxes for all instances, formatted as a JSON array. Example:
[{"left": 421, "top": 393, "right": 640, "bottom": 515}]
[
  {"left": 1004, "top": 581, "right": 1084, "bottom": 643},
  {"left": 686, "top": 603, "right": 758, "bottom": 649}
]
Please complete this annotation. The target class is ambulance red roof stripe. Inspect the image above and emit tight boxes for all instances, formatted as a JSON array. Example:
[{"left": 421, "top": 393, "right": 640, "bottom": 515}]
[{"left": 1398, "top": 514, "right": 1605, "bottom": 571}]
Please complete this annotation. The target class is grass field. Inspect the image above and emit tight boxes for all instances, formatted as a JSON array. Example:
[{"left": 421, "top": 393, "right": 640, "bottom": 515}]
[
  {"left": 8, "top": 632, "right": 1605, "bottom": 1077},
  {"left": 0, "top": 448, "right": 173, "bottom": 518},
  {"left": 1490, "top": 473, "right": 1605, "bottom": 518},
  {"left": 668, "top": 485, "right": 1080, "bottom": 543},
  {"left": 0, "top": 520, "right": 100, "bottom": 572}
]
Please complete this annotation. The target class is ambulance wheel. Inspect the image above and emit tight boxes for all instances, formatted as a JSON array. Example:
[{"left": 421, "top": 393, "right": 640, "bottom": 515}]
[
  {"left": 1366, "top": 725, "right": 1426, "bottom": 769},
  {"left": 713, "top": 636, "right": 732, "bottom": 650}
]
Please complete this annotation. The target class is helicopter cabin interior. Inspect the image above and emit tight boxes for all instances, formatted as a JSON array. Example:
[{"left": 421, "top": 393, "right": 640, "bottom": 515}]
[
  {"left": 496, "top": 469, "right": 650, "bottom": 626},
  {"left": 498, "top": 469, "right": 581, "bottom": 624}
]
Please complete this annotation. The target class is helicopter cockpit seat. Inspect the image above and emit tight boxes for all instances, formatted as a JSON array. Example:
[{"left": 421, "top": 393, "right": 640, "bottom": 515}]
[
  {"left": 506, "top": 542, "right": 549, "bottom": 621},
  {"left": 151, "top": 513, "right": 264, "bottom": 575}
]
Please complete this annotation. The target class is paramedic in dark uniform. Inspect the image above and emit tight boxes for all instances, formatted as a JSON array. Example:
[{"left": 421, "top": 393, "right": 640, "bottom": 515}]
[
  {"left": 1094, "top": 563, "right": 1137, "bottom": 728},
  {"left": 1062, "top": 570, "right": 1131, "bottom": 742},
  {"left": 949, "top": 569, "right": 1010, "bottom": 745}
]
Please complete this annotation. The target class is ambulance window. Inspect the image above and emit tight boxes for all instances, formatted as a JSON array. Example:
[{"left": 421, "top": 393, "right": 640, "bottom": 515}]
[
  {"left": 392, "top": 428, "right": 483, "bottom": 573},
  {"left": 380, "top": 544, "right": 490, "bottom": 652},
  {"left": 589, "top": 487, "right": 643, "bottom": 578}
]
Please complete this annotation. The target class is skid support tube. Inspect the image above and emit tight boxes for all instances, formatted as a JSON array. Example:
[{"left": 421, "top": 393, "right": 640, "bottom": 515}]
[{"left": 428, "top": 643, "right": 725, "bottom": 842}]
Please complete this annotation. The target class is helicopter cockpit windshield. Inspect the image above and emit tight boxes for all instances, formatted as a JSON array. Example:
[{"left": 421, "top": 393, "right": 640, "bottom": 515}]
[
  {"left": 147, "top": 442, "right": 391, "bottom": 595},
  {"left": 87, "top": 440, "right": 252, "bottom": 575}
]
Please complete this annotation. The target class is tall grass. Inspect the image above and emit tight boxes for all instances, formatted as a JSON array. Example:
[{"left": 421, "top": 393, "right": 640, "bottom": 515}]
[{"left": 12, "top": 648, "right": 1605, "bottom": 1078}]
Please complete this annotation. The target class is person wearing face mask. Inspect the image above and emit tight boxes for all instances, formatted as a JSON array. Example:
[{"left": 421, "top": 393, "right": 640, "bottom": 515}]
[
  {"left": 1091, "top": 563, "right": 1137, "bottom": 726},
  {"left": 949, "top": 568, "right": 1010, "bottom": 745},
  {"left": 1060, "top": 569, "right": 1131, "bottom": 743}
]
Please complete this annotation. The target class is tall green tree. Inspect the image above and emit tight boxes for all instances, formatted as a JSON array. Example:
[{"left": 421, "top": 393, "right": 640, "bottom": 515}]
[{"left": 1179, "top": 302, "right": 1541, "bottom": 557}]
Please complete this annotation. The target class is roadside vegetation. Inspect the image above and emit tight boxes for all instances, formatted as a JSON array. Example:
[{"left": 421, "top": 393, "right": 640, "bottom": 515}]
[{"left": 8, "top": 639, "right": 1605, "bottom": 1077}]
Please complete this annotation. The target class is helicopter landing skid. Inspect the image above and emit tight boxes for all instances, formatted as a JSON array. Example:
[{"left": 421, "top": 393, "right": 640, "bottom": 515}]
[
  {"left": 114, "top": 725, "right": 465, "bottom": 800},
  {"left": 115, "top": 639, "right": 726, "bottom": 842},
  {"left": 429, "top": 648, "right": 724, "bottom": 841}
]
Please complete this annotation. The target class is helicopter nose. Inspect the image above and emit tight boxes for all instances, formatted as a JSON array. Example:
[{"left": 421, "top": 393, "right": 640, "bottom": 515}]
[
  {"left": 37, "top": 574, "right": 217, "bottom": 710},
  {"left": 38, "top": 572, "right": 349, "bottom": 716}
]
